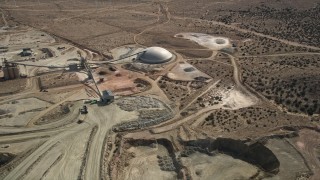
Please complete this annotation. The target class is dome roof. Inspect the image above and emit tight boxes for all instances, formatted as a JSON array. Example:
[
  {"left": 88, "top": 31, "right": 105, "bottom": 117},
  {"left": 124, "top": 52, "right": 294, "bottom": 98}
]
[{"left": 139, "top": 47, "right": 173, "bottom": 64}]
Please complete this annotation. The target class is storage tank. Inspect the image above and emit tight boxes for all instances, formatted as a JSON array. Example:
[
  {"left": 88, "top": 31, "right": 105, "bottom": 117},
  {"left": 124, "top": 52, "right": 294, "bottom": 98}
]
[
  {"left": 3, "top": 67, "right": 9, "bottom": 80},
  {"left": 8, "top": 67, "right": 15, "bottom": 79},
  {"left": 139, "top": 47, "right": 173, "bottom": 64},
  {"left": 13, "top": 67, "right": 20, "bottom": 78}
]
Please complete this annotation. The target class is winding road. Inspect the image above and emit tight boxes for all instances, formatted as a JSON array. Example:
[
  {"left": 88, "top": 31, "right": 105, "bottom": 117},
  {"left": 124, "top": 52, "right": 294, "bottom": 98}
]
[{"left": 1, "top": 1, "right": 319, "bottom": 179}]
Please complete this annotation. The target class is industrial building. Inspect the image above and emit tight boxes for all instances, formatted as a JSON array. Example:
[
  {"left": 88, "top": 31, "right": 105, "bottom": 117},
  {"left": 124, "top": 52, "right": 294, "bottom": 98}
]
[
  {"left": 19, "top": 48, "right": 32, "bottom": 57},
  {"left": 2, "top": 64, "right": 20, "bottom": 80},
  {"left": 138, "top": 47, "right": 173, "bottom": 64}
]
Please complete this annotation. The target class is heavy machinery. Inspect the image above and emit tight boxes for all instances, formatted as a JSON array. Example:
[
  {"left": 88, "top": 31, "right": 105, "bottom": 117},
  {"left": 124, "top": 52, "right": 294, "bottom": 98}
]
[
  {"left": 82, "top": 59, "right": 114, "bottom": 105},
  {"left": 79, "top": 105, "right": 88, "bottom": 114}
]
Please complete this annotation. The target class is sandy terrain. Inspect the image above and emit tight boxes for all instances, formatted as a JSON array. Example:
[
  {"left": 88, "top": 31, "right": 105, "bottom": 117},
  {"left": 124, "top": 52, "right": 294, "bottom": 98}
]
[
  {"left": 0, "top": 0, "right": 319, "bottom": 179},
  {"left": 1, "top": 100, "right": 138, "bottom": 180},
  {"left": 223, "top": 88, "right": 256, "bottom": 109},
  {"left": 124, "top": 145, "right": 177, "bottom": 180},
  {"left": 0, "top": 98, "right": 50, "bottom": 126},
  {"left": 181, "top": 152, "right": 260, "bottom": 180}
]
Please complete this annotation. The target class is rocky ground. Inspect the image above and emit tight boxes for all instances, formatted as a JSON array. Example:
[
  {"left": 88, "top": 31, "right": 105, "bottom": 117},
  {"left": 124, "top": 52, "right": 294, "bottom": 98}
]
[{"left": 0, "top": 0, "right": 319, "bottom": 180}]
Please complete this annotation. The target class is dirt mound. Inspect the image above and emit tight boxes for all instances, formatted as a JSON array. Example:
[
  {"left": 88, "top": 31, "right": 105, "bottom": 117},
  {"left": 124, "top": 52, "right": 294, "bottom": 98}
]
[
  {"left": 134, "top": 78, "right": 151, "bottom": 92},
  {"left": 40, "top": 72, "right": 80, "bottom": 89},
  {"left": 35, "top": 103, "right": 72, "bottom": 125},
  {"left": 113, "top": 97, "right": 174, "bottom": 132}
]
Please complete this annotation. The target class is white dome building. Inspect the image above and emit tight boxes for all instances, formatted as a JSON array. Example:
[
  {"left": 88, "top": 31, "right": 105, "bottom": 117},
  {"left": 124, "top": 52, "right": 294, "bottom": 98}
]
[{"left": 139, "top": 47, "right": 173, "bottom": 64}]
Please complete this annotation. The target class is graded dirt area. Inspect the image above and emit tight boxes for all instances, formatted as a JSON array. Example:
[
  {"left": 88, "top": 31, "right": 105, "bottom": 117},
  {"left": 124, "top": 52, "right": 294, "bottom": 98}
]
[
  {"left": 123, "top": 145, "right": 177, "bottom": 180},
  {"left": 0, "top": 0, "right": 319, "bottom": 179},
  {"left": 266, "top": 139, "right": 311, "bottom": 179},
  {"left": 0, "top": 98, "right": 50, "bottom": 127},
  {"left": 181, "top": 152, "right": 260, "bottom": 180},
  {"left": 167, "top": 62, "right": 211, "bottom": 82}
]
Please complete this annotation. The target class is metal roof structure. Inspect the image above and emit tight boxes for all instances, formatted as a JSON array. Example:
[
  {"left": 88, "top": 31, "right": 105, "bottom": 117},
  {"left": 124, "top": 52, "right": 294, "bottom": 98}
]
[{"left": 139, "top": 47, "right": 173, "bottom": 64}]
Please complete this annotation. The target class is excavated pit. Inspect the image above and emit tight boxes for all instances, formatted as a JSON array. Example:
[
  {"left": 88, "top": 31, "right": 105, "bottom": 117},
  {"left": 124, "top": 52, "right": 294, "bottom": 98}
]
[
  {"left": 113, "top": 137, "right": 280, "bottom": 180},
  {"left": 215, "top": 38, "right": 227, "bottom": 45},
  {"left": 184, "top": 67, "right": 196, "bottom": 72},
  {"left": 98, "top": 71, "right": 107, "bottom": 75},
  {"left": 184, "top": 138, "right": 280, "bottom": 174},
  {"left": 133, "top": 78, "right": 152, "bottom": 92},
  {"left": 35, "top": 103, "right": 73, "bottom": 125}
]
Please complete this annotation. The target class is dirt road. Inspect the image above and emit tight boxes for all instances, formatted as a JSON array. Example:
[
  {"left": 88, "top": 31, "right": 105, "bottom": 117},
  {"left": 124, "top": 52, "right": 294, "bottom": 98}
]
[
  {"left": 171, "top": 16, "right": 320, "bottom": 51},
  {"left": 133, "top": 3, "right": 171, "bottom": 46},
  {"left": 239, "top": 52, "right": 320, "bottom": 58},
  {"left": 1, "top": 99, "right": 138, "bottom": 180},
  {"left": 0, "top": 8, "right": 8, "bottom": 27},
  {"left": 117, "top": 8, "right": 320, "bottom": 51},
  {"left": 294, "top": 129, "right": 320, "bottom": 180},
  {"left": 3, "top": 121, "right": 90, "bottom": 180},
  {"left": 226, "top": 53, "right": 258, "bottom": 102}
]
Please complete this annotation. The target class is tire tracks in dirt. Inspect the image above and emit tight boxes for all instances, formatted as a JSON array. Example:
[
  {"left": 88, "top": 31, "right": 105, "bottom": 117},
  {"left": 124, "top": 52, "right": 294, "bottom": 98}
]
[
  {"left": 77, "top": 125, "right": 98, "bottom": 180},
  {"left": 0, "top": 8, "right": 8, "bottom": 27},
  {"left": 134, "top": 3, "right": 171, "bottom": 46}
]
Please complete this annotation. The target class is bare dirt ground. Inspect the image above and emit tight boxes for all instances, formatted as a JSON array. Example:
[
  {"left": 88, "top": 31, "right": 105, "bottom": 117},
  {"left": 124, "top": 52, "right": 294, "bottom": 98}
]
[
  {"left": 123, "top": 145, "right": 176, "bottom": 180},
  {"left": 0, "top": 0, "right": 319, "bottom": 179},
  {"left": 292, "top": 129, "right": 320, "bottom": 180},
  {"left": 181, "top": 152, "right": 260, "bottom": 180}
]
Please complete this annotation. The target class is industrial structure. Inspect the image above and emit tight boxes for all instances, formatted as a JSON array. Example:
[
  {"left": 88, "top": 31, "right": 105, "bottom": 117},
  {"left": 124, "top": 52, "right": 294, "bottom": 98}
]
[
  {"left": 102, "top": 90, "right": 114, "bottom": 103},
  {"left": 138, "top": 47, "right": 173, "bottom": 64},
  {"left": 1, "top": 60, "right": 20, "bottom": 80},
  {"left": 1, "top": 54, "right": 114, "bottom": 105},
  {"left": 19, "top": 48, "right": 32, "bottom": 57},
  {"left": 82, "top": 57, "right": 114, "bottom": 105}
]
